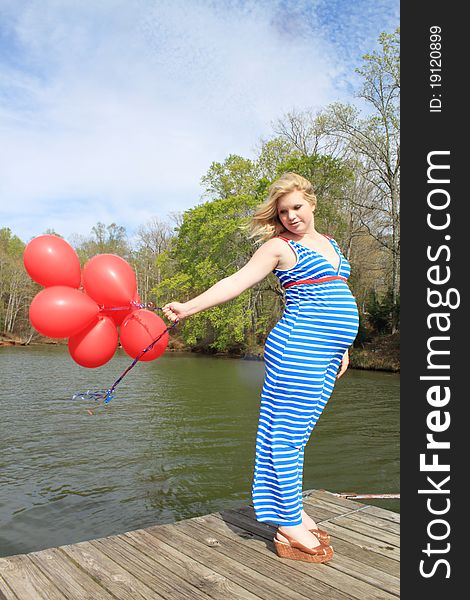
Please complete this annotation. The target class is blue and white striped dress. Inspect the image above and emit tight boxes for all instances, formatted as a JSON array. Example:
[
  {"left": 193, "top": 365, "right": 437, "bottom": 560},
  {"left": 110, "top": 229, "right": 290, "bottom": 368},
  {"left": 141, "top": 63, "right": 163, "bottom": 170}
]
[{"left": 251, "top": 236, "right": 359, "bottom": 526}]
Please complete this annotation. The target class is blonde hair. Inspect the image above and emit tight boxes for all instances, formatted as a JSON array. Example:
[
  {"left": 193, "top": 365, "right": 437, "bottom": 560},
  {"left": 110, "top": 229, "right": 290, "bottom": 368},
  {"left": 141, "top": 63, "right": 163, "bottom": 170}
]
[{"left": 248, "top": 172, "right": 317, "bottom": 243}]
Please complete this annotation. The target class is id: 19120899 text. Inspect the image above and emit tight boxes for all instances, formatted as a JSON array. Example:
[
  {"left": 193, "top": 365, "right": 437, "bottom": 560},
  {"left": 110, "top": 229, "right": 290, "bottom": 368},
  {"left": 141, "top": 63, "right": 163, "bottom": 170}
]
[{"left": 429, "top": 25, "right": 442, "bottom": 113}]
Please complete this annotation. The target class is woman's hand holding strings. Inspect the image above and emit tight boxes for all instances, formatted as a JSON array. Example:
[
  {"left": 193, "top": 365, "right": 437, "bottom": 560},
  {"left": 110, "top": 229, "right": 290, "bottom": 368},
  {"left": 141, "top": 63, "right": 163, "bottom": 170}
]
[{"left": 162, "top": 302, "right": 188, "bottom": 323}]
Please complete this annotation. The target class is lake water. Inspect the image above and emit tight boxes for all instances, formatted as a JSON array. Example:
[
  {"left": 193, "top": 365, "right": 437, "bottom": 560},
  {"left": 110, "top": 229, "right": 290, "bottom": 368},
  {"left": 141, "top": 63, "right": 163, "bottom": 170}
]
[{"left": 0, "top": 346, "right": 399, "bottom": 557}]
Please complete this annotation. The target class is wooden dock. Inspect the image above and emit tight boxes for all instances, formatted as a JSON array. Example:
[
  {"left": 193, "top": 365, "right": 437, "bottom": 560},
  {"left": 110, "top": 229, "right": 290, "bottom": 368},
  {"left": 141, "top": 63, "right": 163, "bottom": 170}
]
[{"left": 0, "top": 489, "right": 399, "bottom": 599}]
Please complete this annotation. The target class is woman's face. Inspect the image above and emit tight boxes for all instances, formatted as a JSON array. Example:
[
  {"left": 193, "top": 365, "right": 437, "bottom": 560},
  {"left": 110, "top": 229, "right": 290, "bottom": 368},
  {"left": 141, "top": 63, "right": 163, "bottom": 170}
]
[{"left": 277, "top": 189, "right": 314, "bottom": 234}]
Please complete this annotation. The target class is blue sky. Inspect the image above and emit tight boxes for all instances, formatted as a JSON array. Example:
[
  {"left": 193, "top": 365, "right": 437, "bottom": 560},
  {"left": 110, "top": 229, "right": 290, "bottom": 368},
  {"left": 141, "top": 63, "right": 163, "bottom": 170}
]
[{"left": 0, "top": 0, "right": 399, "bottom": 244}]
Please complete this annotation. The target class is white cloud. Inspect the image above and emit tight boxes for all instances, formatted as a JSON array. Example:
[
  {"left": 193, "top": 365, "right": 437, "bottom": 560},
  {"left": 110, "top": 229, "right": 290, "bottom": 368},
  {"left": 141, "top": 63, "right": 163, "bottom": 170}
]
[{"left": 0, "top": 0, "right": 398, "bottom": 242}]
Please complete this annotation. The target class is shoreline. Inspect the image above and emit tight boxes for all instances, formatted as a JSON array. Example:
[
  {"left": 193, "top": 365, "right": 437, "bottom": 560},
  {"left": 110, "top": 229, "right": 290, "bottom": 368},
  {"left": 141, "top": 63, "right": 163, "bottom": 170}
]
[{"left": 1, "top": 333, "right": 400, "bottom": 373}]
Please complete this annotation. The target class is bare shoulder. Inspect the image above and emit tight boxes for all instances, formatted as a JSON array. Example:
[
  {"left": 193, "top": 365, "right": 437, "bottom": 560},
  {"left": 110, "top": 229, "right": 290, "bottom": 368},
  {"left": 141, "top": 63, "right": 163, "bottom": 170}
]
[
  {"left": 256, "top": 237, "right": 289, "bottom": 257},
  {"left": 251, "top": 237, "right": 296, "bottom": 272}
]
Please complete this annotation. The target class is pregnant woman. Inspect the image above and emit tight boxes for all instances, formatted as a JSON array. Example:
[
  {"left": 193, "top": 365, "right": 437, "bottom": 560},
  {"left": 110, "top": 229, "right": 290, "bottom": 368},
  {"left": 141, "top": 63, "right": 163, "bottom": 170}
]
[{"left": 163, "top": 172, "right": 359, "bottom": 563}]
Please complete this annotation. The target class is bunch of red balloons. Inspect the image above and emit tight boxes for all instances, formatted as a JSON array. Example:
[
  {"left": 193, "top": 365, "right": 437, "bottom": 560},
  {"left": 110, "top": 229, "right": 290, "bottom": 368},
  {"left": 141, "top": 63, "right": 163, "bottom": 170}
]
[{"left": 24, "top": 235, "right": 168, "bottom": 368}]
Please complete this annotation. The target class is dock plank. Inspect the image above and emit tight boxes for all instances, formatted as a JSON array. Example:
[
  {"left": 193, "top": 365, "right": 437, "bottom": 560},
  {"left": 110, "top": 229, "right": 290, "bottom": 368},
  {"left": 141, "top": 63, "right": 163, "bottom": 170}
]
[
  {"left": 339, "top": 511, "right": 400, "bottom": 535},
  {"left": 303, "top": 494, "right": 364, "bottom": 518},
  {"left": 317, "top": 534, "right": 399, "bottom": 578},
  {"left": 61, "top": 540, "right": 166, "bottom": 599},
  {"left": 0, "top": 555, "right": 67, "bottom": 600},
  {"left": 361, "top": 505, "right": 401, "bottom": 524},
  {"left": 330, "top": 515, "right": 400, "bottom": 547},
  {"left": 0, "top": 574, "right": 18, "bottom": 600},
  {"left": 191, "top": 511, "right": 398, "bottom": 599},
  {"left": 304, "top": 490, "right": 367, "bottom": 511},
  {"left": 215, "top": 508, "right": 399, "bottom": 596},
  {"left": 124, "top": 529, "right": 260, "bottom": 600},
  {"left": 174, "top": 515, "right": 355, "bottom": 600},
  {"left": 0, "top": 489, "right": 400, "bottom": 600},
  {"left": 228, "top": 506, "right": 399, "bottom": 578},
  {"left": 90, "top": 535, "right": 213, "bottom": 600},
  {"left": 219, "top": 503, "right": 400, "bottom": 576},
  {"left": 29, "top": 547, "right": 116, "bottom": 600},
  {"left": 324, "top": 523, "right": 400, "bottom": 561},
  {"left": 148, "top": 522, "right": 318, "bottom": 600}
]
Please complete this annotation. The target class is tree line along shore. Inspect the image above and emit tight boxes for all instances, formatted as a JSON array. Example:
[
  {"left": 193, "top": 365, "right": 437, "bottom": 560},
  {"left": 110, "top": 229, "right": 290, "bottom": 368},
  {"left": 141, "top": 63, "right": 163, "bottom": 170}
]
[{"left": 0, "top": 332, "right": 399, "bottom": 373}]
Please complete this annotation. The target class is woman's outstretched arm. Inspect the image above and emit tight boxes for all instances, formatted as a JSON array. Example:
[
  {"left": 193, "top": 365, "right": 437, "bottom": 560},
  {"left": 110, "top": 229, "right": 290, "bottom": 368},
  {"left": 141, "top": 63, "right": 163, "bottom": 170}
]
[{"left": 162, "top": 238, "right": 284, "bottom": 322}]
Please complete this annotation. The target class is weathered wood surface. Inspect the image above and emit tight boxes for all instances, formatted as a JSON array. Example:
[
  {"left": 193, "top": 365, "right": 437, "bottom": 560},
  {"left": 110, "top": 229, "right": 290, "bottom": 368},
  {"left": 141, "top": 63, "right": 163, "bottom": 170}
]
[{"left": 0, "top": 489, "right": 400, "bottom": 599}]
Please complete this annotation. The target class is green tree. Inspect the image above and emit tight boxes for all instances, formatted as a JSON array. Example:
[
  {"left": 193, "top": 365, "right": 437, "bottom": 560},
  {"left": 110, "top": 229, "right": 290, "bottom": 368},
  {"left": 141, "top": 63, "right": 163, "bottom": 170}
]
[
  {"left": 0, "top": 228, "right": 24, "bottom": 256},
  {"left": 43, "top": 228, "right": 63, "bottom": 237},
  {"left": 71, "top": 222, "right": 130, "bottom": 263},
  {"left": 0, "top": 228, "right": 36, "bottom": 338},
  {"left": 201, "top": 155, "right": 259, "bottom": 200},
  {"left": 157, "top": 193, "right": 265, "bottom": 352},
  {"left": 256, "top": 137, "right": 298, "bottom": 180},
  {"left": 133, "top": 217, "right": 173, "bottom": 304},
  {"left": 324, "top": 29, "right": 400, "bottom": 330},
  {"left": 365, "top": 287, "right": 399, "bottom": 335}
]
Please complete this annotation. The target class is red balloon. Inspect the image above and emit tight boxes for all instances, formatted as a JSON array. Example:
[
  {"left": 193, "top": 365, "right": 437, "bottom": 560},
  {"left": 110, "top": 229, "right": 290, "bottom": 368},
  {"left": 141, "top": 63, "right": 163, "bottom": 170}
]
[
  {"left": 120, "top": 309, "right": 168, "bottom": 361},
  {"left": 83, "top": 254, "right": 137, "bottom": 307},
  {"left": 68, "top": 316, "right": 118, "bottom": 368},
  {"left": 100, "top": 292, "right": 141, "bottom": 326},
  {"left": 23, "top": 235, "right": 81, "bottom": 288},
  {"left": 29, "top": 286, "right": 100, "bottom": 338}
]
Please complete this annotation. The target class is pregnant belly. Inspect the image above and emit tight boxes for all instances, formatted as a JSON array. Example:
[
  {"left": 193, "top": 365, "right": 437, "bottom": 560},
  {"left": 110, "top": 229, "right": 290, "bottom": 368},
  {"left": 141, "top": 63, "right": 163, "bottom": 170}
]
[{"left": 265, "top": 305, "right": 358, "bottom": 366}]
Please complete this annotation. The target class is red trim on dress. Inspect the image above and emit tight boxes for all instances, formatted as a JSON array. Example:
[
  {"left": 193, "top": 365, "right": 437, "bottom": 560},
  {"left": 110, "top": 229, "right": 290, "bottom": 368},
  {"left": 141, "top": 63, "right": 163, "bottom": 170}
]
[
  {"left": 283, "top": 276, "right": 347, "bottom": 288},
  {"left": 276, "top": 236, "right": 297, "bottom": 262},
  {"left": 278, "top": 234, "right": 332, "bottom": 241}
]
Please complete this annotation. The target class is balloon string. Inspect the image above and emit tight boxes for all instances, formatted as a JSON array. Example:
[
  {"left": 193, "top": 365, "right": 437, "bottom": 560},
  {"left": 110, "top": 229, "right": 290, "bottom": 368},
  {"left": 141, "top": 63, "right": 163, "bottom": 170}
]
[
  {"left": 100, "top": 301, "right": 161, "bottom": 312},
  {"left": 72, "top": 306, "right": 178, "bottom": 411}
]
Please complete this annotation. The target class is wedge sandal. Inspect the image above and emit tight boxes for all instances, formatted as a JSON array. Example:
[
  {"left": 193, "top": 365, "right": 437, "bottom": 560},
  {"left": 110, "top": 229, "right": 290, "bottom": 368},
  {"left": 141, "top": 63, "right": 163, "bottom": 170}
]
[
  {"left": 309, "top": 527, "right": 331, "bottom": 544},
  {"left": 274, "top": 530, "right": 334, "bottom": 563}
]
